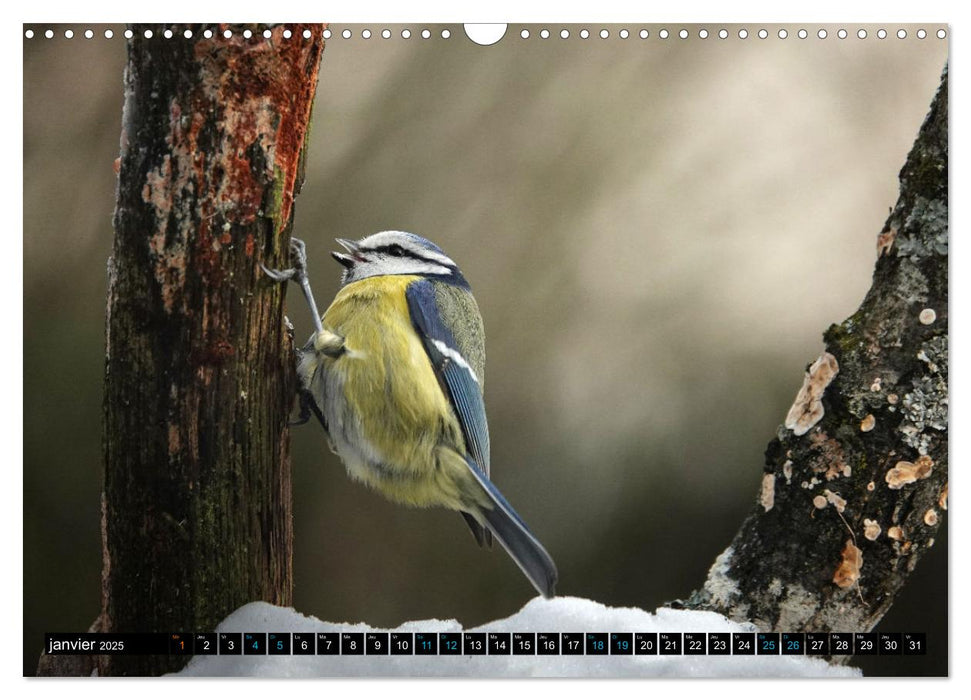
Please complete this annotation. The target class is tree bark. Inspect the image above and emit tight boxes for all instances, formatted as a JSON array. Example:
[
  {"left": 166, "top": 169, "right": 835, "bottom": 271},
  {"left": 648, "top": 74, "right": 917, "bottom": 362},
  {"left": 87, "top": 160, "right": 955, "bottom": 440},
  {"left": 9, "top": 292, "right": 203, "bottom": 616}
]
[
  {"left": 41, "top": 23, "right": 323, "bottom": 676},
  {"left": 684, "top": 67, "right": 948, "bottom": 642}
]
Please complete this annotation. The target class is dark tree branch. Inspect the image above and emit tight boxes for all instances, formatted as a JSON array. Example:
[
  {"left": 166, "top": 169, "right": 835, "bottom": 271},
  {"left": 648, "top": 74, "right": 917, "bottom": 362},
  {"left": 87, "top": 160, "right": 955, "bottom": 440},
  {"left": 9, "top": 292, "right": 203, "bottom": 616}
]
[
  {"left": 684, "top": 67, "right": 948, "bottom": 645},
  {"left": 37, "top": 23, "right": 325, "bottom": 676}
]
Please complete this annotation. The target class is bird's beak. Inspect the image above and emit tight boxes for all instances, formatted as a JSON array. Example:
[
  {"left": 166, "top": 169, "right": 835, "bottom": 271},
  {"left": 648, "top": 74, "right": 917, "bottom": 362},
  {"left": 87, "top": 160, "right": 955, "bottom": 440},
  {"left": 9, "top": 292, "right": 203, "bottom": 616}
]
[{"left": 332, "top": 238, "right": 363, "bottom": 268}]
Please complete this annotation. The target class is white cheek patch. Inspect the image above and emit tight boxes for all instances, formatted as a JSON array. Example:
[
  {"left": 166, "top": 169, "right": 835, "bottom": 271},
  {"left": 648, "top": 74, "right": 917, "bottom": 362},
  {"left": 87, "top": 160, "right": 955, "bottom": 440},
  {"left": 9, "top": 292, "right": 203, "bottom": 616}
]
[
  {"left": 351, "top": 257, "right": 452, "bottom": 280},
  {"left": 381, "top": 257, "right": 451, "bottom": 276},
  {"left": 431, "top": 339, "right": 479, "bottom": 384}
]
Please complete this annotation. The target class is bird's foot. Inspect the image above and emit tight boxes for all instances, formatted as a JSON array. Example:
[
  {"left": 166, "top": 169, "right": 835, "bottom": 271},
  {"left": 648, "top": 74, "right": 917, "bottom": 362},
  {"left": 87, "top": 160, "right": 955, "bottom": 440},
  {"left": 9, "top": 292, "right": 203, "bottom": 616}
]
[
  {"left": 261, "top": 237, "right": 325, "bottom": 336},
  {"left": 260, "top": 238, "right": 310, "bottom": 283}
]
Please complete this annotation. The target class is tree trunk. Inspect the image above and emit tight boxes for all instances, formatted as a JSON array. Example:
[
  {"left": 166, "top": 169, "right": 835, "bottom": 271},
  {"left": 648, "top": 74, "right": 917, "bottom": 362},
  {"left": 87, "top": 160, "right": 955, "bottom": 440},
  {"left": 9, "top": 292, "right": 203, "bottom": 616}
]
[
  {"left": 684, "top": 67, "right": 948, "bottom": 642},
  {"left": 59, "top": 23, "right": 323, "bottom": 676}
]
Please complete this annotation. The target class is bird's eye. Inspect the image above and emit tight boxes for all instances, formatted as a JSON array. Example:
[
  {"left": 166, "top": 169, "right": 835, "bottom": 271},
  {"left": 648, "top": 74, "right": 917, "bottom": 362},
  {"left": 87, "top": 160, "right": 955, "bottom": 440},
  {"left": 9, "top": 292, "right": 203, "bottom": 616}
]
[{"left": 388, "top": 245, "right": 405, "bottom": 257}]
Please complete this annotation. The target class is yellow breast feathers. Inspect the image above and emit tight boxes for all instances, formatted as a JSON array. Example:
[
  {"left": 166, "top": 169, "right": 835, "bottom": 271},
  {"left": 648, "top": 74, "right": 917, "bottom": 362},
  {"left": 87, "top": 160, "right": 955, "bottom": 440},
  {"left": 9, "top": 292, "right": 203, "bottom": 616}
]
[{"left": 315, "top": 275, "right": 471, "bottom": 503}]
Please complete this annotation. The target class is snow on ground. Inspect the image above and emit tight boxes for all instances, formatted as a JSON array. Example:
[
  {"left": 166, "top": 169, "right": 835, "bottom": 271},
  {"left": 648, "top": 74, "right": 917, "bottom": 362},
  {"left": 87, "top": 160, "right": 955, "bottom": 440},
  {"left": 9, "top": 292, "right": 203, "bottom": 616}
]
[{"left": 175, "top": 597, "right": 860, "bottom": 678}]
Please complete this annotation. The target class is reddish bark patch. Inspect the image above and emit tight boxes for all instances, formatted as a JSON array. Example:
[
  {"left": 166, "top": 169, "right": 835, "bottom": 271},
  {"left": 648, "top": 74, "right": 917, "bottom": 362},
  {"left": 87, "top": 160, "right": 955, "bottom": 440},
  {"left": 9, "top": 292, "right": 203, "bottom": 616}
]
[{"left": 191, "top": 24, "right": 324, "bottom": 236}]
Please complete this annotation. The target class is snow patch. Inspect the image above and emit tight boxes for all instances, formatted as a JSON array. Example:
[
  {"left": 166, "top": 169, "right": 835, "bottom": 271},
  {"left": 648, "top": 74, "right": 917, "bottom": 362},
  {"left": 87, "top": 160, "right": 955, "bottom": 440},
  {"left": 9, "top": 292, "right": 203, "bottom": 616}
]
[{"left": 174, "top": 598, "right": 859, "bottom": 678}]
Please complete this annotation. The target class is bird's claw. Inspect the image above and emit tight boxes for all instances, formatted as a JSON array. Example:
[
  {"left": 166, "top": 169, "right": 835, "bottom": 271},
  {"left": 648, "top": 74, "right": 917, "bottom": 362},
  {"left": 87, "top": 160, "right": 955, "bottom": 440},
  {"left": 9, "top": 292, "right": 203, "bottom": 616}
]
[
  {"left": 261, "top": 238, "right": 310, "bottom": 283},
  {"left": 261, "top": 237, "right": 325, "bottom": 336},
  {"left": 260, "top": 263, "right": 296, "bottom": 281},
  {"left": 289, "top": 237, "right": 308, "bottom": 268}
]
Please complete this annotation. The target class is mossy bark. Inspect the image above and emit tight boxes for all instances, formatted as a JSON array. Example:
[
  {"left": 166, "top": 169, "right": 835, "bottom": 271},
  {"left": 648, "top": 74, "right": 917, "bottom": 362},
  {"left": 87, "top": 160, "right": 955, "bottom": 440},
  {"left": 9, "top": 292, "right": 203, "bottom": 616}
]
[
  {"left": 683, "top": 67, "right": 948, "bottom": 647},
  {"left": 36, "top": 24, "right": 324, "bottom": 677}
]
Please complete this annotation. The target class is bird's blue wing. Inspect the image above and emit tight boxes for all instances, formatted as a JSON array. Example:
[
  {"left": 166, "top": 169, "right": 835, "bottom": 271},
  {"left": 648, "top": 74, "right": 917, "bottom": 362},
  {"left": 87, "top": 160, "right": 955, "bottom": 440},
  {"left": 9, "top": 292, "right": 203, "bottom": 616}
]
[
  {"left": 406, "top": 279, "right": 560, "bottom": 589},
  {"left": 405, "top": 279, "right": 491, "bottom": 474}
]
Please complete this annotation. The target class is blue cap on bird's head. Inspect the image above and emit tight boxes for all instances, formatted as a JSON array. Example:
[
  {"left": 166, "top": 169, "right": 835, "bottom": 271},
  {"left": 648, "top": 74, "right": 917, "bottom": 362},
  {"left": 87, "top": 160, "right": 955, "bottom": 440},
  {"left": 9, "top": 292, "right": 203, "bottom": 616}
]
[{"left": 331, "top": 230, "right": 467, "bottom": 287}]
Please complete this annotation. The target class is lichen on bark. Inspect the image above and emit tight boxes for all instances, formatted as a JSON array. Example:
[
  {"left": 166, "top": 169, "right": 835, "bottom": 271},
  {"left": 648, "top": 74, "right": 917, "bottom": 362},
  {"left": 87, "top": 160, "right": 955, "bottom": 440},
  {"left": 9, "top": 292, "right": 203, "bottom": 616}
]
[{"left": 683, "top": 66, "right": 947, "bottom": 642}]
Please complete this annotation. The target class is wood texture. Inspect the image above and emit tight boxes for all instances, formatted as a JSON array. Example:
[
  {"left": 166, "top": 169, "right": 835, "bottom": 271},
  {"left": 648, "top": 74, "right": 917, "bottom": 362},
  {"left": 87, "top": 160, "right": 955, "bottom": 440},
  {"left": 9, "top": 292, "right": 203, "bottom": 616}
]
[{"left": 94, "top": 23, "right": 323, "bottom": 676}]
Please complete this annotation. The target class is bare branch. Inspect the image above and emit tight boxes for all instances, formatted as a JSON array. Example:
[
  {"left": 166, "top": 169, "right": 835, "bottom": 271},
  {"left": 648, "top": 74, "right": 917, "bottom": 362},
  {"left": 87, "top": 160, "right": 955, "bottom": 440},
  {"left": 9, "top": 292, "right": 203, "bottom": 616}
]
[{"left": 684, "top": 67, "right": 948, "bottom": 641}]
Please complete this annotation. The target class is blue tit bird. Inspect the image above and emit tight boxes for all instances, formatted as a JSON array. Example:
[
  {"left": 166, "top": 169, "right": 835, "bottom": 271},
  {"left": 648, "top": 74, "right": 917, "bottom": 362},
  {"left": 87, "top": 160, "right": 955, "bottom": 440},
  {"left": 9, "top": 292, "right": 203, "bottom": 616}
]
[{"left": 264, "top": 232, "right": 558, "bottom": 598}]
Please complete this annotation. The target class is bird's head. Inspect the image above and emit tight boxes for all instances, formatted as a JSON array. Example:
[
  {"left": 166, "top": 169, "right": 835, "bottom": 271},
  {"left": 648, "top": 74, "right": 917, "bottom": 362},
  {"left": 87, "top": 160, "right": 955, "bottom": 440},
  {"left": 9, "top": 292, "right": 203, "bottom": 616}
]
[{"left": 332, "top": 230, "right": 467, "bottom": 286}]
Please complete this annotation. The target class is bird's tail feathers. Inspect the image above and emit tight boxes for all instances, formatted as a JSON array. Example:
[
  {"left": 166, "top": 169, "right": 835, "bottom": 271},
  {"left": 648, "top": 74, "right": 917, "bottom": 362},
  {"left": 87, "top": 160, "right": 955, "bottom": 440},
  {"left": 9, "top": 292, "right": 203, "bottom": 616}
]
[{"left": 464, "top": 459, "right": 558, "bottom": 598}]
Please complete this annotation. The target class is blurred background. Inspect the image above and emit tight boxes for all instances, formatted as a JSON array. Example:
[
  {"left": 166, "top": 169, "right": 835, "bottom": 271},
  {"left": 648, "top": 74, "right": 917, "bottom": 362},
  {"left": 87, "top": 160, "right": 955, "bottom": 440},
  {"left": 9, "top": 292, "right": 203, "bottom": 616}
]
[{"left": 23, "top": 24, "right": 948, "bottom": 676}]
